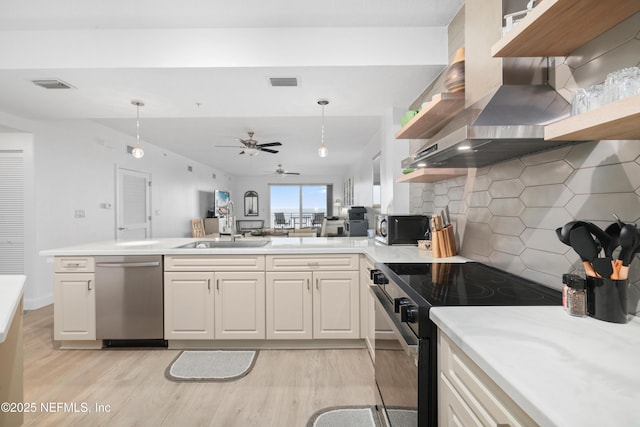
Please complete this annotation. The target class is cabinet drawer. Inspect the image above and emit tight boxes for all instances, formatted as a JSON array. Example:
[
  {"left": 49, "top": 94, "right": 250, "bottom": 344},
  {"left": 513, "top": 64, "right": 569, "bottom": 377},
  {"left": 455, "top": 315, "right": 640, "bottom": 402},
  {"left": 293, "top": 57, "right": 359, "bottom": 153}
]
[
  {"left": 164, "top": 255, "right": 265, "bottom": 271},
  {"left": 54, "top": 256, "right": 95, "bottom": 273},
  {"left": 266, "top": 254, "right": 359, "bottom": 271},
  {"left": 438, "top": 330, "right": 537, "bottom": 427}
]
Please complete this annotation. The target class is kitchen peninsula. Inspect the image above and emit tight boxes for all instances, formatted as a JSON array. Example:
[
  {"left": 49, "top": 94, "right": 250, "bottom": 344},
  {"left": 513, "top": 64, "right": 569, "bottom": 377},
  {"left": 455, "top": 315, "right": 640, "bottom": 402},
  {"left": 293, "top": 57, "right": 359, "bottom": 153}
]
[{"left": 41, "top": 237, "right": 466, "bottom": 350}]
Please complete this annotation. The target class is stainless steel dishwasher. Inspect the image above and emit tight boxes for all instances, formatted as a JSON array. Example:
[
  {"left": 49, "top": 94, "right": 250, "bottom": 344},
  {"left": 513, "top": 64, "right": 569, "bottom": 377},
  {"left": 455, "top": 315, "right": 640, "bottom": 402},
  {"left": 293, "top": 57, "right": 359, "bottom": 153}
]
[{"left": 95, "top": 255, "right": 165, "bottom": 346}]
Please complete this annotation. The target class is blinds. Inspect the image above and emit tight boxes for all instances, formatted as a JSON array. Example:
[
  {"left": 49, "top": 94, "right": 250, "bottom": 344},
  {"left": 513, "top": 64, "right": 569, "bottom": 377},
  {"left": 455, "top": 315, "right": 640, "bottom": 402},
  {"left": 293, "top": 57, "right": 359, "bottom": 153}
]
[
  {"left": 0, "top": 150, "right": 24, "bottom": 274},
  {"left": 123, "top": 173, "right": 147, "bottom": 224}
]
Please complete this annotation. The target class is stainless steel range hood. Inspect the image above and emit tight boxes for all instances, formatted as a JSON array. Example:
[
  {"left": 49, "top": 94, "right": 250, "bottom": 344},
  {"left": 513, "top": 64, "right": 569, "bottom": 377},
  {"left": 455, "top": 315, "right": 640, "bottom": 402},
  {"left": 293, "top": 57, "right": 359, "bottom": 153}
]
[
  {"left": 403, "top": 0, "right": 577, "bottom": 170},
  {"left": 402, "top": 81, "right": 573, "bottom": 169}
]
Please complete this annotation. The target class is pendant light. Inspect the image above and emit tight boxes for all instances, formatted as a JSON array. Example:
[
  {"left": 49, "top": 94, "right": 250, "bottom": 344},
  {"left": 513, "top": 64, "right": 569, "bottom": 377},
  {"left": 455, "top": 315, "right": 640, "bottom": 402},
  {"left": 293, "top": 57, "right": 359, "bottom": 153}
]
[
  {"left": 131, "top": 99, "right": 145, "bottom": 159},
  {"left": 317, "top": 99, "right": 329, "bottom": 158}
]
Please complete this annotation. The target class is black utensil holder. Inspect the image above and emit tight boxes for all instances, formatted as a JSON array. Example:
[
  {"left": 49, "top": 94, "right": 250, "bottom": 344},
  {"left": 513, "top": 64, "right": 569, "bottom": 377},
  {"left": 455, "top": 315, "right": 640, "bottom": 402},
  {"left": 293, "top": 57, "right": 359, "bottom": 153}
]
[{"left": 585, "top": 276, "right": 629, "bottom": 324}]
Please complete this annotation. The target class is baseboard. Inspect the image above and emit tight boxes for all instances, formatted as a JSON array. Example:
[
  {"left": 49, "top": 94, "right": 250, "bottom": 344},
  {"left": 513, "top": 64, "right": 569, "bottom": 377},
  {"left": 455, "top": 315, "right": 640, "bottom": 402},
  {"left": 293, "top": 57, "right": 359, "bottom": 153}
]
[
  {"left": 24, "top": 294, "right": 53, "bottom": 311},
  {"left": 167, "top": 339, "right": 366, "bottom": 350}
]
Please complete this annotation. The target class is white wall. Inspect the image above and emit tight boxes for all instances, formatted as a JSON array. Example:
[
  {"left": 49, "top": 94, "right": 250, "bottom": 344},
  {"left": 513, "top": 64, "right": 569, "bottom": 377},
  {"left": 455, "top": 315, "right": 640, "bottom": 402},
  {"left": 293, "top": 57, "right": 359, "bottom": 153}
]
[
  {"left": 0, "top": 113, "right": 230, "bottom": 309},
  {"left": 348, "top": 110, "right": 411, "bottom": 214}
]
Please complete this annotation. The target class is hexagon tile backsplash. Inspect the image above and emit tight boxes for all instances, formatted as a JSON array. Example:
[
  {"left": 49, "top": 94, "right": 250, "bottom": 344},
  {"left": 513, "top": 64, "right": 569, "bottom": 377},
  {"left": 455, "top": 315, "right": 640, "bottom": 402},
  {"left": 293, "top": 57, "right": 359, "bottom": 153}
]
[{"left": 410, "top": 140, "right": 640, "bottom": 315}]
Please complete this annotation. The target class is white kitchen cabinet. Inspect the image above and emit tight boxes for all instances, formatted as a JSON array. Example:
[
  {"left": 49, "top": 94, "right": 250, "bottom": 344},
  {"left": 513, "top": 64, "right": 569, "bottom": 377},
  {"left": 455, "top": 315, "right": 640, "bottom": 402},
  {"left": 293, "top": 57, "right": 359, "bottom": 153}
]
[
  {"left": 53, "top": 272, "right": 96, "bottom": 341},
  {"left": 54, "top": 256, "right": 95, "bottom": 273},
  {"left": 265, "top": 254, "right": 359, "bottom": 271},
  {"left": 266, "top": 271, "right": 313, "bottom": 339},
  {"left": 312, "top": 270, "right": 360, "bottom": 339},
  {"left": 164, "top": 271, "right": 215, "bottom": 340},
  {"left": 164, "top": 254, "right": 265, "bottom": 272},
  {"left": 266, "top": 254, "right": 360, "bottom": 340},
  {"left": 362, "top": 257, "right": 376, "bottom": 359},
  {"left": 214, "top": 271, "right": 265, "bottom": 340},
  {"left": 438, "top": 329, "right": 537, "bottom": 427},
  {"left": 164, "top": 256, "right": 265, "bottom": 341}
]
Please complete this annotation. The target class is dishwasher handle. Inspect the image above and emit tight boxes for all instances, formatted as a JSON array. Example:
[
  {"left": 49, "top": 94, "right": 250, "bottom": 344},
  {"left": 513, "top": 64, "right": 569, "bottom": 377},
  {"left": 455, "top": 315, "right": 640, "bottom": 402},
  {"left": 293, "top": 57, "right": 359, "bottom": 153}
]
[{"left": 96, "top": 261, "right": 161, "bottom": 268}]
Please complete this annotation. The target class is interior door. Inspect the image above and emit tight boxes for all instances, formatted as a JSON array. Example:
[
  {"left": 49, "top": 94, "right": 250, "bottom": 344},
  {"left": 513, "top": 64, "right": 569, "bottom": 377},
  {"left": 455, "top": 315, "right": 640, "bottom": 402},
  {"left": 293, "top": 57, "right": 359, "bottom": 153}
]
[{"left": 116, "top": 167, "right": 151, "bottom": 240}]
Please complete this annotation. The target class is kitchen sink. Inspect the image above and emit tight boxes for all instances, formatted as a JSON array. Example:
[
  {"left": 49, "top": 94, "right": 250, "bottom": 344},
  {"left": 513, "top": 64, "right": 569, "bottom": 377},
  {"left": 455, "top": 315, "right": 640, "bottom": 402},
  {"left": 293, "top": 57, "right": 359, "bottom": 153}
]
[{"left": 175, "top": 240, "right": 270, "bottom": 249}]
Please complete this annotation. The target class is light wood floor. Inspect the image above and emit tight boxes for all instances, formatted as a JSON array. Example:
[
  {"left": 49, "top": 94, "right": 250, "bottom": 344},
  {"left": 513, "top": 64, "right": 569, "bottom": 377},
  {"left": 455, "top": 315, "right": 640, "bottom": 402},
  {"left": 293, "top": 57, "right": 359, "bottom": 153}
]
[{"left": 22, "top": 305, "right": 377, "bottom": 426}]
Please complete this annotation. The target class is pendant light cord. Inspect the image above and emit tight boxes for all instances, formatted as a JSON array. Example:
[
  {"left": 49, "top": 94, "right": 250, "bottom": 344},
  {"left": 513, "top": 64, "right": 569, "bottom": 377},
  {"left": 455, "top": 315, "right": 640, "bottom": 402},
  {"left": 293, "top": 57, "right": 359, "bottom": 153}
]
[
  {"left": 136, "top": 104, "right": 140, "bottom": 143},
  {"left": 321, "top": 104, "right": 325, "bottom": 146}
]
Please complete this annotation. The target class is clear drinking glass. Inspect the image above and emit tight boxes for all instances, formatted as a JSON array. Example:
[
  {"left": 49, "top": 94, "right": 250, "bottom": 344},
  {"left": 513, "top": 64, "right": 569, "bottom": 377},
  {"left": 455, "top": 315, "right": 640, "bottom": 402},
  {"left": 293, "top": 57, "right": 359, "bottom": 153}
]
[
  {"left": 571, "top": 88, "right": 588, "bottom": 116},
  {"left": 585, "top": 83, "right": 605, "bottom": 111},
  {"left": 604, "top": 67, "right": 640, "bottom": 104}
]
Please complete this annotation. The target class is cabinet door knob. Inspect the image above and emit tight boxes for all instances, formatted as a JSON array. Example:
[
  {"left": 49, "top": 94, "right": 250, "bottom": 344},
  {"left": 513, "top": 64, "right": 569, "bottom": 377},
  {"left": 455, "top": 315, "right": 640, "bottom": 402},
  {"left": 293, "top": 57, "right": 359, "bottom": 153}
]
[
  {"left": 316, "top": 278, "right": 319, "bottom": 290},
  {"left": 307, "top": 278, "right": 310, "bottom": 291},
  {"left": 87, "top": 279, "right": 92, "bottom": 291},
  {"left": 207, "top": 278, "right": 211, "bottom": 291},
  {"left": 216, "top": 279, "right": 220, "bottom": 292}
]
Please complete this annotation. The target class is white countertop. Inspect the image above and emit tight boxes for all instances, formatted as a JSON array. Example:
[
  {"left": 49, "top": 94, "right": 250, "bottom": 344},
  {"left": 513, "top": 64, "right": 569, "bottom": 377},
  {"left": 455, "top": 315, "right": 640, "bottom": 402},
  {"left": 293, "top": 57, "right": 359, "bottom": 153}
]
[
  {"left": 430, "top": 306, "right": 640, "bottom": 427},
  {"left": 0, "top": 275, "right": 25, "bottom": 343},
  {"left": 39, "top": 236, "right": 469, "bottom": 264}
]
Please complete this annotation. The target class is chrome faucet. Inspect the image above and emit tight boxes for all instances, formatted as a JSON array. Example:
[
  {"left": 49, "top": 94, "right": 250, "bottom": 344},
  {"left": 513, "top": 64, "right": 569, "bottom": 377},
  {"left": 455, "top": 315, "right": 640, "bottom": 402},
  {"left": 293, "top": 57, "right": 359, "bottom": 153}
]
[{"left": 227, "top": 201, "right": 237, "bottom": 241}]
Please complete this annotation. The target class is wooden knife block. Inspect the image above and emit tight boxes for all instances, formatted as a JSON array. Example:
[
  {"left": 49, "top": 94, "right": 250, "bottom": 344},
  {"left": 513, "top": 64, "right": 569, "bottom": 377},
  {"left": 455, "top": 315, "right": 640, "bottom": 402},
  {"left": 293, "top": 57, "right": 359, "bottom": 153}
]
[{"left": 432, "top": 225, "right": 457, "bottom": 258}]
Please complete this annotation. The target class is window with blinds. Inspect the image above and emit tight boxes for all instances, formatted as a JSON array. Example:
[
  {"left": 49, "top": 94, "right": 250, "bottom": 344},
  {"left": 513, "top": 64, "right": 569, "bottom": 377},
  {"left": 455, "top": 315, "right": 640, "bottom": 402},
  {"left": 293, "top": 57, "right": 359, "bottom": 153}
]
[{"left": 0, "top": 150, "right": 24, "bottom": 274}]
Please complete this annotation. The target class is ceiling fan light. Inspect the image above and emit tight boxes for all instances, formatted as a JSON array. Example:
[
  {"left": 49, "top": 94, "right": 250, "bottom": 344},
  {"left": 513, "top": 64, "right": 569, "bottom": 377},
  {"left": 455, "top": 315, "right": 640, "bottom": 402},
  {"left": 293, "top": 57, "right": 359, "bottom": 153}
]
[
  {"left": 318, "top": 144, "right": 328, "bottom": 158},
  {"left": 245, "top": 147, "right": 259, "bottom": 156}
]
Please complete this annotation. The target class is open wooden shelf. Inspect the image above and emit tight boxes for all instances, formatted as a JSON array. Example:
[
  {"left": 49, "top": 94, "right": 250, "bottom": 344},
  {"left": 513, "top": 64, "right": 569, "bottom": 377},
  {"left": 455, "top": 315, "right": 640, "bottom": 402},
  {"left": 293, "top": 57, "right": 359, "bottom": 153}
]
[
  {"left": 396, "top": 168, "right": 468, "bottom": 184},
  {"left": 395, "top": 92, "right": 464, "bottom": 140},
  {"left": 492, "top": 0, "right": 640, "bottom": 57},
  {"left": 545, "top": 94, "right": 640, "bottom": 141}
]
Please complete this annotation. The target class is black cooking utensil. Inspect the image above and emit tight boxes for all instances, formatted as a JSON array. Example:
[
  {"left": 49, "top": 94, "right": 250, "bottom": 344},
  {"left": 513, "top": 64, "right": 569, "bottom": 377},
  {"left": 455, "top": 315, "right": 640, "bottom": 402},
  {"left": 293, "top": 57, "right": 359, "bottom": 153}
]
[
  {"left": 592, "top": 257, "right": 614, "bottom": 279},
  {"left": 604, "top": 222, "right": 621, "bottom": 256},
  {"left": 617, "top": 223, "right": 639, "bottom": 265},
  {"left": 556, "top": 221, "right": 580, "bottom": 246},
  {"left": 569, "top": 226, "right": 600, "bottom": 277},
  {"left": 557, "top": 220, "right": 613, "bottom": 255}
]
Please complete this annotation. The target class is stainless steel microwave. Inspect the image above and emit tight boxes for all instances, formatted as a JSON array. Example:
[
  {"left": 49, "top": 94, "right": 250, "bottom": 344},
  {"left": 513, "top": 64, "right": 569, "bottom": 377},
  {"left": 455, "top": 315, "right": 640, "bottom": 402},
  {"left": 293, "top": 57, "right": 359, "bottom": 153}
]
[{"left": 375, "top": 215, "right": 430, "bottom": 245}]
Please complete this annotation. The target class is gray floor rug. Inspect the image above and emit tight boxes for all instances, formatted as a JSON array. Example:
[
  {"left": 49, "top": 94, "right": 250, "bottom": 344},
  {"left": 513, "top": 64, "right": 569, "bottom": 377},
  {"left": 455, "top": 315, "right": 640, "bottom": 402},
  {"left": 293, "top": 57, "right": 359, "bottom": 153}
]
[
  {"left": 165, "top": 350, "right": 258, "bottom": 382},
  {"left": 307, "top": 406, "right": 380, "bottom": 427}
]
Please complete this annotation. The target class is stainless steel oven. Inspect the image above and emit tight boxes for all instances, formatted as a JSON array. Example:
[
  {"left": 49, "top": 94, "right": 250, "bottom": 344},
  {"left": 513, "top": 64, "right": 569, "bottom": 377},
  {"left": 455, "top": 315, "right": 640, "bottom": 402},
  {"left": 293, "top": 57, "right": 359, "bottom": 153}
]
[
  {"left": 371, "top": 262, "right": 562, "bottom": 427},
  {"left": 373, "top": 286, "right": 420, "bottom": 427}
]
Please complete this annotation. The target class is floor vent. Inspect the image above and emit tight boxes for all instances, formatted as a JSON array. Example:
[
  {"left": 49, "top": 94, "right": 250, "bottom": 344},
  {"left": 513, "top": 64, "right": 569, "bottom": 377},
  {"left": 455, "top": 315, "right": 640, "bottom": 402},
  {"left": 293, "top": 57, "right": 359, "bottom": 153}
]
[
  {"left": 31, "top": 79, "right": 75, "bottom": 89},
  {"left": 269, "top": 77, "right": 298, "bottom": 87}
]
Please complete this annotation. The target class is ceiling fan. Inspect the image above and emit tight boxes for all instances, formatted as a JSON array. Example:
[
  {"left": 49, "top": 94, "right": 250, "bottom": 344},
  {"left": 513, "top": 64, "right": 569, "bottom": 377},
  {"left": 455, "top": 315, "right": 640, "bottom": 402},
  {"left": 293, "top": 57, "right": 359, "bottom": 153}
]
[
  {"left": 216, "top": 131, "right": 282, "bottom": 156},
  {"left": 266, "top": 164, "right": 300, "bottom": 176}
]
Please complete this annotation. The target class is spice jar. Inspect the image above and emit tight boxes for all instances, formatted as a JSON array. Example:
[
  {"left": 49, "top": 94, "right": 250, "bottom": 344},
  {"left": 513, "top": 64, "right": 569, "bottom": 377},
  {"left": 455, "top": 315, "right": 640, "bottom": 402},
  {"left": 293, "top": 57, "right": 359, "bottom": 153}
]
[
  {"left": 566, "top": 278, "right": 587, "bottom": 317},
  {"left": 562, "top": 274, "right": 581, "bottom": 311}
]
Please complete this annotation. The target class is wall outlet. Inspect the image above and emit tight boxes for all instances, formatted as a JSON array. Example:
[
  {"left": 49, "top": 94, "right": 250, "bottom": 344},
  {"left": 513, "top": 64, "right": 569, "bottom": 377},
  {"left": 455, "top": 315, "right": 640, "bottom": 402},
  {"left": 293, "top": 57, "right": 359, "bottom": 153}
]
[
  {"left": 100, "top": 203, "right": 112, "bottom": 209},
  {"left": 74, "top": 209, "right": 85, "bottom": 218}
]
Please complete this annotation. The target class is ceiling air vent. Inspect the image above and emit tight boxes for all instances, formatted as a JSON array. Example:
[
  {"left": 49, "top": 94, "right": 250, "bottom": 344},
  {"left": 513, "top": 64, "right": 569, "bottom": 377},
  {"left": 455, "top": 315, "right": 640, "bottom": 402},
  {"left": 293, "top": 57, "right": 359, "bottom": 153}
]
[
  {"left": 269, "top": 77, "right": 298, "bottom": 87},
  {"left": 31, "top": 79, "right": 75, "bottom": 89}
]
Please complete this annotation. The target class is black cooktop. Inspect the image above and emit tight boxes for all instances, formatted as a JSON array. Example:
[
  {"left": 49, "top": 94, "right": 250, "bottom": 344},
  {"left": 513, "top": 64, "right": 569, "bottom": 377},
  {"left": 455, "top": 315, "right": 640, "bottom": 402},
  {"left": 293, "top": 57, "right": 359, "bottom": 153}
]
[{"left": 381, "top": 262, "right": 562, "bottom": 307}]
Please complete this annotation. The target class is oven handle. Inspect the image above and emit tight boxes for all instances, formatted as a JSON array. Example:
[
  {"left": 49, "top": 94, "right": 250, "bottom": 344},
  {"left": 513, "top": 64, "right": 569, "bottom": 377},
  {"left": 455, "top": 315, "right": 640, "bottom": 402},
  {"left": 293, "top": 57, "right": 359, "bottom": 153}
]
[{"left": 371, "top": 286, "right": 418, "bottom": 357}]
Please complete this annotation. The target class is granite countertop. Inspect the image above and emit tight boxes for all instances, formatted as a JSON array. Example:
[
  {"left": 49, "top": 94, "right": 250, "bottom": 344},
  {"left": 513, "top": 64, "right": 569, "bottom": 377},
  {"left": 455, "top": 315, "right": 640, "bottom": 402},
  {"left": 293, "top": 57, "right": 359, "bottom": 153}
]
[
  {"left": 0, "top": 275, "right": 25, "bottom": 343},
  {"left": 39, "top": 236, "right": 469, "bottom": 264},
  {"left": 430, "top": 306, "right": 640, "bottom": 427}
]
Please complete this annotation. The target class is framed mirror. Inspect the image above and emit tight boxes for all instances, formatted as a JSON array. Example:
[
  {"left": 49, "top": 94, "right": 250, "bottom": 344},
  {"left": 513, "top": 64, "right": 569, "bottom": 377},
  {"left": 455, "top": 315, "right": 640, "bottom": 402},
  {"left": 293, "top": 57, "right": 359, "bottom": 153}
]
[
  {"left": 244, "top": 190, "right": 259, "bottom": 216},
  {"left": 372, "top": 152, "right": 381, "bottom": 208}
]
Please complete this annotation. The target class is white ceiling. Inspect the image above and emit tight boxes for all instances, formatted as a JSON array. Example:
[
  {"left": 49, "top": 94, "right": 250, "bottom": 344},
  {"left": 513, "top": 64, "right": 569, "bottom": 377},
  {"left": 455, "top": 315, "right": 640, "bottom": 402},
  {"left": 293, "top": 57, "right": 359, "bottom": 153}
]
[{"left": 0, "top": 0, "right": 463, "bottom": 176}]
